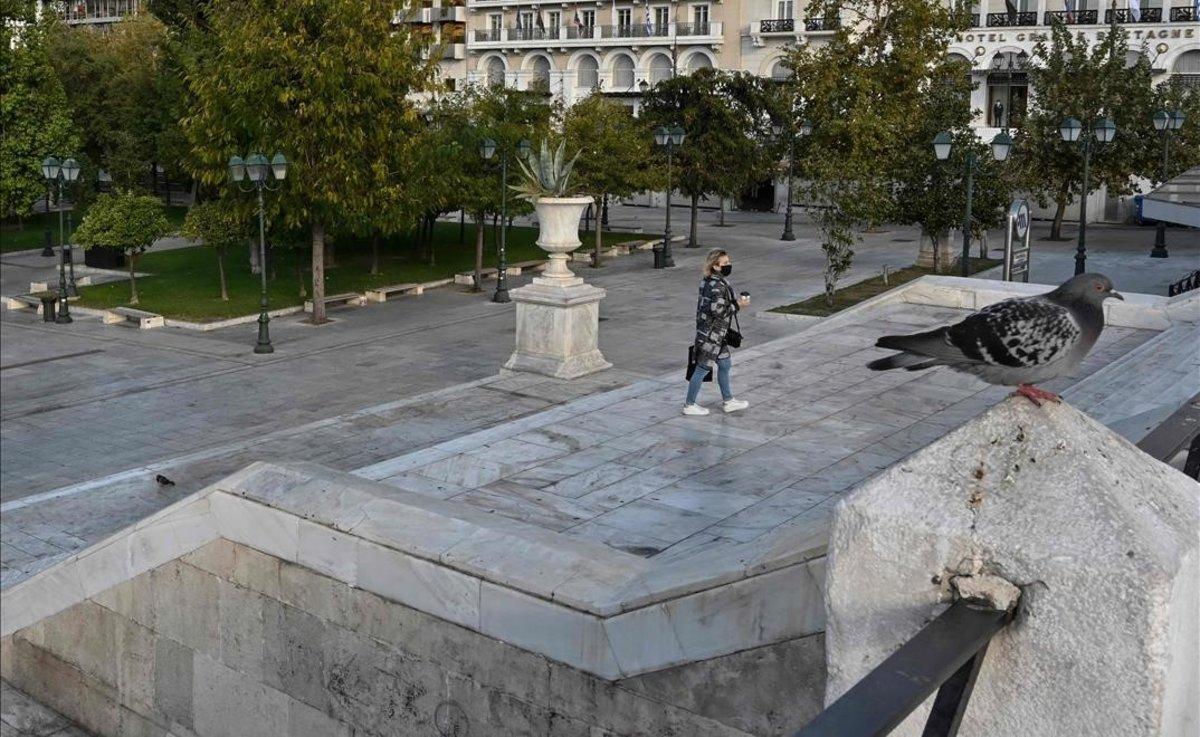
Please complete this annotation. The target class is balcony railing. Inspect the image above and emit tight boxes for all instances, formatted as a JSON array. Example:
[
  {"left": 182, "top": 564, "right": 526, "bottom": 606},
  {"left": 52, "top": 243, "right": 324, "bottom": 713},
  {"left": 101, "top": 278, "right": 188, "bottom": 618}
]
[
  {"left": 1105, "top": 7, "right": 1162, "bottom": 23},
  {"left": 1170, "top": 7, "right": 1197, "bottom": 22},
  {"left": 986, "top": 11, "right": 1037, "bottom": 27},
  {"left": 472, "top": 22, "right": 722, "bottom": 44},
  {"left": 58, "top": 0, "right": 139, "bottom": 24},
  {"left": 1044, "top": 9, "right": 1098, "bottom": 25},
  {"left": 804, "top": 16, "right": 839, "bottom": 31},
  {"left": 760, "top": 18, "right": 795, "bottom": 33}
]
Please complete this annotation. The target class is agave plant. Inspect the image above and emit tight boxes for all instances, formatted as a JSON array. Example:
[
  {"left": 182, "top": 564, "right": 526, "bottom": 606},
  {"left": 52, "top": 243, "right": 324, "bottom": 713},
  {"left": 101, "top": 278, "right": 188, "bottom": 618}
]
[{"left": 511, "top": 139, "right": 582, "bottom": 202}]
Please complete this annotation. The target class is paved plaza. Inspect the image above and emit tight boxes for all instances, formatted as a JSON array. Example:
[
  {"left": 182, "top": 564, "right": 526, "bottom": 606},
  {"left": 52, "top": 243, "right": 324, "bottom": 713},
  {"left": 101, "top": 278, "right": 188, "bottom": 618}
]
[{"left": 1, "top": 210, "right": 1196, "bottom": 589}]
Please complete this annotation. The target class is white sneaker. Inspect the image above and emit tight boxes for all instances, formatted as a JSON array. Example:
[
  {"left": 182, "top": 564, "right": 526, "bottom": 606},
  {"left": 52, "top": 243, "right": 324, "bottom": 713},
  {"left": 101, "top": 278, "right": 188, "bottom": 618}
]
[
  {"left": 683, "top": 404, "right": 710, "bottom": 416},
  {"left": 723, "top": 398, "right": 749, "bottom": 413}
]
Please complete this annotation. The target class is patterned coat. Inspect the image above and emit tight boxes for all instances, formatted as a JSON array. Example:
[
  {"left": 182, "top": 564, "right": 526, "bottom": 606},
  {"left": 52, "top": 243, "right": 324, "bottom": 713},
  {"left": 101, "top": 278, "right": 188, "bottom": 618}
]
[{"left": 693, "top": 275, "right": 739, "bottom": 367}]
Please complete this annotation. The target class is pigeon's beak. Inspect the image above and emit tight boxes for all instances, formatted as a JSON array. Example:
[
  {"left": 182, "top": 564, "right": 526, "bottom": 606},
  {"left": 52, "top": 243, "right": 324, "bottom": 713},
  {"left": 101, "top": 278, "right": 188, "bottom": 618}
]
[{"left": 1109, "top": 290, "right": 1124, "bottom": 301}]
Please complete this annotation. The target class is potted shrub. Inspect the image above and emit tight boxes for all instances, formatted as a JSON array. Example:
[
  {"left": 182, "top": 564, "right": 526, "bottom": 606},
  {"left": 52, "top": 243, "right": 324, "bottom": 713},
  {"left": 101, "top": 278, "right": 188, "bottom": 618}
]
[
  {"left": 73, "top": 191, "right": 173, "bottom": 305},
  {"left": 512, "top": 140, "right": 591, "bottom": 283}
]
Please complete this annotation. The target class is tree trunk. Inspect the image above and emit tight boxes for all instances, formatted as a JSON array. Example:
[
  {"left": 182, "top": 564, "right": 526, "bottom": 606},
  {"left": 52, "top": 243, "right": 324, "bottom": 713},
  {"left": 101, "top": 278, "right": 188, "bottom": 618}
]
[
  {"left": 593, "top": 194, "right": 604, "bottom": 267},
  {"left": 688, "top": 194, "right": 699, "bottom": 248},
  {"left": 370, "top": 232, "right": 380, "bottom": 276},
  {"left": 217, "top": 245, "right": 229, "bottom": 301},
  {"left": 473, "top": 213, "right": 485, "bottom": 291},
  {"left": 426, "top": 214, "right": 436, "bottom": 266},
  {"left": 296, "top": 256, "right": 306, "bottom": 298},
  {"left": 1050, "top": 198, "right": 1067, "bottom": 241},
  {"left": 128, "top": 252, "right": 139, "bottom": 305},
  {"left": 459, "top": 210, "right": 465, "bottom": 245},
  {"left": 718, "top": 196, "right": 726, "bottom": 227},
  {"left": 311, "top": 222, "right": 327, "bottom": 324},
  {"left": 249, "top": 239, "right": 260, "bottom": 275},
  {"left": 602, "top": 194, "right": 609, "bottom": 229}
]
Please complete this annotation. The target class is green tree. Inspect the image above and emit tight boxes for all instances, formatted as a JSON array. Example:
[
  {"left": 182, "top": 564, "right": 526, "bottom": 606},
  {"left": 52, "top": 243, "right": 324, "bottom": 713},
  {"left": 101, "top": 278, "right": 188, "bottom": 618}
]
[
  {"left": 180, "top": 199, "right": 250, "bottom": 300},
  {"left": 181, "top": 0, "right": 437, "bottom": 323},
  {"left": 48, "top": 14, "right": 181, "bottom": 195},
  {"left": 564, "top": 94, "right": 654, "bottom": 266},
  {"left": 892, "top": 57, "right": 1012, "bottom": 272},
  {"left": 0, "top": 5, "right": 79, "bottom": 218},
  {"left": 786, "top": 0, "right": 969, "bottom": 303},
  {"left": 73, "top": 191, "right": 173, "bottom": 304},
  {"left": 1148, "top": 82, "right": 1200, "bottom": 186},
  {"left": 642, "top": 69, "right": 771, "bottom": 249},
  {"left": 1017, "top": 18, "right": 1158, "bottom": 240}
]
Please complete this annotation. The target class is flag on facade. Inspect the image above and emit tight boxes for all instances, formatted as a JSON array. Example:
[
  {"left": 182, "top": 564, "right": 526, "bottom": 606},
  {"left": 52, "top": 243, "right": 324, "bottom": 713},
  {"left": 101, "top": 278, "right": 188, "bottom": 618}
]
[
  {"left": 1128, "top": 0, "right": 1140, "bottom": 21},
  {"left": 644, "top": 7, "right": 653, "bottom": 35},
  {"left": 1064, "top": 0, "right": 1074, "bottom": 10},
  {"left": 573, "top": 11, "right": 583, "bottom": 29}
]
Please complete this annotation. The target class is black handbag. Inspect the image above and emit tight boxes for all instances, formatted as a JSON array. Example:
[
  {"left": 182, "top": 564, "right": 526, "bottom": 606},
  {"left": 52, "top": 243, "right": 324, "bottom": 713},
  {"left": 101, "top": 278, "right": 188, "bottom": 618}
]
[
  {"left": 686, "top": 346, "right": 713, "bottom": 382},
  {"left": 725, "top": 311, "right": 744, "bottom": 349}
]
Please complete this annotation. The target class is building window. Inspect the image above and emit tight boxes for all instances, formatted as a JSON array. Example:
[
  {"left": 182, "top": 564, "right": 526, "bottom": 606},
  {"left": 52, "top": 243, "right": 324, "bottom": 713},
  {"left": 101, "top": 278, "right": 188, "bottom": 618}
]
[
  {"left": 617, "top": 7, "right": 632, "bottom": 35},
  {"left": 547, "top": 10, "right": 560, "bottom": 35},
  {"left": 486, "top": 57, "right": 505, "bottom": 87},
  {"left": 653, "top": 6, "right": 670, "bottom": 34},
  {"left": 530, "top": 56, "right": 551, "bottom": 92},
  {"left": 987, "top": 51, "right": 1028, "bottom": 128},
  {"left": 577, "top": 56, "right": 599, "bottom": 89},
  {"left": 687, "top": 53, "right": 712, "bottom": 73},
  {"left": 649, "top": 53, "right": 672, "bottom": 83},
  {"left": 488, "top": 13, "right": 501, "bottom": 30},
  {"left": 777, "top": 0, "right": 793, "bottom": 19},
  {"left": 581, "top": 9, "right": 595, "bottom": 29},
  {"left": 1173, "top": 50, "right": 1200, "bottom": 89},
  {"left": 612, "top": 55, "right": 635, "bottom": 90},
  {"left": 692, "top": 4, "right": 709, "bottom": 31}
]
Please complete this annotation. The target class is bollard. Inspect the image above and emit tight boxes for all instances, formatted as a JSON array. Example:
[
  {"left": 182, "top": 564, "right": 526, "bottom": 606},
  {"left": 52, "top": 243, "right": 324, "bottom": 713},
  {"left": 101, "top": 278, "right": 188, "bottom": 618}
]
[{"left": 40, "top": 295, "right": 56, "bottom": 322}]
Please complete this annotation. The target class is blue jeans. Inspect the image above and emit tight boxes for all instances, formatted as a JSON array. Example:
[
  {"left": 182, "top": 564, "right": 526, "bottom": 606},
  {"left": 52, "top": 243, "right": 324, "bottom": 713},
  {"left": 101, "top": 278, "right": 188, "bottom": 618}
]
[{"left": 686, "top": 356, "right": 733, "bottom": 405}]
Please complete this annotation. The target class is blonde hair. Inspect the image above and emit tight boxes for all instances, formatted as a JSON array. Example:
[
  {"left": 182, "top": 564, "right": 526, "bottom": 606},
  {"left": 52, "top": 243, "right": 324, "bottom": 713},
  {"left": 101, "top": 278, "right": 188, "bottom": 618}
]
[{"left": 703, "top": 248, "right": 728, "bottom": 276}]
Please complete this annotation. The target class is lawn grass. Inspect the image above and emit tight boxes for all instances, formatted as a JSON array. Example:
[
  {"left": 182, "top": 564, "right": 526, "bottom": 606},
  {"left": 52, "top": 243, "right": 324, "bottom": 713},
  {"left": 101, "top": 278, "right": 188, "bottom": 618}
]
[
  {"left": 770, "top": 258, "right": 1003, "bottom": 317},
  {"left": 1, "top": 207, "right": 188, "bottom": 253},
  {"left": 74, "top": 221, "right": 641, "bottom": 321}
]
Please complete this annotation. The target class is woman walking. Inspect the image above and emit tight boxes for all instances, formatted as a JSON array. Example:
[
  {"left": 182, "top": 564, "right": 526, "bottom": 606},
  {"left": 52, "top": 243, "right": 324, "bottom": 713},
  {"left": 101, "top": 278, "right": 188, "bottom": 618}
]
[{"left": 684, "top": 249, "right": 750, "bottom": 416}]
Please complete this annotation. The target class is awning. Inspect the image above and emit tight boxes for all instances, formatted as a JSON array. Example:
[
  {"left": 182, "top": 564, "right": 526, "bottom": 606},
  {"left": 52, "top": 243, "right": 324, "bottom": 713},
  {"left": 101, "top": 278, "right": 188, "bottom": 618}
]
[{"left": 1143, "top": 166, "right": 1200, "bottom": 228}]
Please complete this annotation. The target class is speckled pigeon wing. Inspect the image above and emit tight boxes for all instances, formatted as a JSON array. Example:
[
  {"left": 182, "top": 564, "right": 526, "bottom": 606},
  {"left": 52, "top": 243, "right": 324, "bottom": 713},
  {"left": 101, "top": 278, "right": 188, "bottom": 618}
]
[{"left": 945, "top": 297, "right": 1081, "bottom": 368}]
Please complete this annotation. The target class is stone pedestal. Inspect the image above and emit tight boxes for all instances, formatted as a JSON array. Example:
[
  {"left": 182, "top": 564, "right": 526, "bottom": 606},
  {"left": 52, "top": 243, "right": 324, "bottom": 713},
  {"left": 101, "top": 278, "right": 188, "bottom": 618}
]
[
  {"left": 915, "top": 229, "right": 959, "bottom": 273},
  {"left": 504, "top": 277, "right": 611, "bottom": 379},
  {"left": 504, "top": 196, "right": 610, "bottom": 379}
]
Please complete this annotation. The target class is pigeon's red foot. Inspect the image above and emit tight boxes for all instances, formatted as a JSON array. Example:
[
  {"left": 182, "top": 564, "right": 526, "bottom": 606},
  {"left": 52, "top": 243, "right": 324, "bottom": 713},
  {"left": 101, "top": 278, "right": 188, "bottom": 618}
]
[{"left": 1013, "top": 383, "right": 1061, "bottom": 407}]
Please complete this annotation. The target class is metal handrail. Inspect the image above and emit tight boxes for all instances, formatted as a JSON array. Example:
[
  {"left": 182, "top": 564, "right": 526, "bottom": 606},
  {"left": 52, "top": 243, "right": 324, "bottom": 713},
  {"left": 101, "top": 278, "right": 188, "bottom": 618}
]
[{"left": 795, "top": 601, "right": 1013, "bottom": 737}]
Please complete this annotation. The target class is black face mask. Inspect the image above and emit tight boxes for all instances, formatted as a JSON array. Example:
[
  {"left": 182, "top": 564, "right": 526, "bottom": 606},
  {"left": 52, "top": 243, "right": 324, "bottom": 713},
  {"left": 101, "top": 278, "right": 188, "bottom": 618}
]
[{"left": 719, "top": 264, "right": 732, "bottom": 277}]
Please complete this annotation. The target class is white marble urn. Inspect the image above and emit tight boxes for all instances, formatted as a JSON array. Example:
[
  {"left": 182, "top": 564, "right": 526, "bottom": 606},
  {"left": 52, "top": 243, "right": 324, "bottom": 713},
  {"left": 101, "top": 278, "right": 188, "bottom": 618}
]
[
  {"left": 534, "top": 196, "right": 593, "bottom": 284},
  {"left": 504, "top": 195, "right": 610, "bottom": 379}
]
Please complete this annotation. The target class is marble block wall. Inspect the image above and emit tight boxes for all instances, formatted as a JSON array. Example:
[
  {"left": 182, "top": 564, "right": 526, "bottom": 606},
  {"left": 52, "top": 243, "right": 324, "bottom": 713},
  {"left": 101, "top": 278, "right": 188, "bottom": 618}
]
[{"left": 0, "top": 539, "right": 826, "bottom": 737}]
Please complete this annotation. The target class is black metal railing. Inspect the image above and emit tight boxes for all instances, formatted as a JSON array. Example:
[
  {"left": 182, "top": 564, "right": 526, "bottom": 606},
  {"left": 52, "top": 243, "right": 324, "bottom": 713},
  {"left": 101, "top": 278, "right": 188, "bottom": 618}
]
[
  {"left": 676, "top": 22, "right": 711, "bottom": 36},
  {"left": 1106, "top": 7, "right": 1162, "bottom": 23},
  {"left": 761, "top": 18, "right": 795, "bottom": 32},
  {"left": 1171, "top": 7, "right": 1197, "bottom": 22},
  {"left": 804, "top": 16, "right": 839, "bottom": 31},
  {"left": 987, "top": 11, "right": 1037, "bottom": 26},
  {"left": 795, "top": 601, "right": 1014, "bottom": 737},
  {"left": 473, "top": 28, "right": 500, "bottom": 41},
  {"left": 1168, "top": 269, "right": 1200, "bottom": 297},
  {"left": 565, "top": 25, "right": 595, "bottom": 39},
  {"left": 1044, "top": 9, "right": 1098, "bottom": 24}
]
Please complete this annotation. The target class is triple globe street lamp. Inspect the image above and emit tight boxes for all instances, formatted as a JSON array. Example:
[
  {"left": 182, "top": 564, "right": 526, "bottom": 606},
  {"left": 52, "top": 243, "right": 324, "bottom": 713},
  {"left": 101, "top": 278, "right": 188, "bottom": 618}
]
[
  {"left": 653, "top": 125, "right": 685, "bottom": 269},
  {"left": 479, "top": 137, "right": 531, "bottom": 303},
  {"left": 41, "top": 156, "right": 82, "bottom": 324},
  {"left": 769, "top": 118, "right": 813, "bottom": 242},
  {"left": 1150, "top": 108, "right": 1186, "bottom": 259},
  {"left": 228, "top": 153, "right": 288, "bottom": 354},
  {"left": 1059, "top": 116, "right": 1116, "bottom": 275},
  {"left": 932, "top": 129, "right": 1013, "bottom": 277}
]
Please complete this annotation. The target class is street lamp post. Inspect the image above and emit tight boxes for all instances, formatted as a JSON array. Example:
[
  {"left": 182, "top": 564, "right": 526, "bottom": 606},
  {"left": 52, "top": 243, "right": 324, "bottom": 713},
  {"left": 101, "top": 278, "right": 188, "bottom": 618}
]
[
  {"left": 770, "top": 118, "right": 812, "bottom": 242},
  {"left": 229, "top": 152, "right": 288, "bottom": 354},
  {"left": 653, "top": 125, "right": 684, "bottom": 267},
  {"left": 41, "top": 177, "right": 54, "bottom": 257},
  {"left": 933, "top": 130, "right": 1013, "bottom": 277},
  {"left": 1060, "top": 116, "right": 1116, "bottom": 275},
  {"left": 1149, "top": 109, "right": 1185, "bottom": 259},
  {"left": 41, "top": 156, "right": 81, "bottom": 324},
  {"left": 479, "top": 137, "right": 530, "bottom": 303}
]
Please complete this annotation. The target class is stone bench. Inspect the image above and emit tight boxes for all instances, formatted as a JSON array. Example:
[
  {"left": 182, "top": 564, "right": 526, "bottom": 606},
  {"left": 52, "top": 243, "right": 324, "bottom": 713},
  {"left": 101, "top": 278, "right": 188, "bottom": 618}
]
[
  {"left": 453, "top": 265, "right": 526, "bottom": 287},
  {"left": 29, "top": 277, "right": 92, "bottom": 294},
  {"left": 103, "top": 306, "right": 165, "bottom": 329},
  {"left": 303, "top": 292, "right": 366, "bottom": 313},
  {"left": 3, "top": 294, "right": 43, "bottom": 312},
  {"left": 364, "top": 283, "right": 424, "bottom": 302}
]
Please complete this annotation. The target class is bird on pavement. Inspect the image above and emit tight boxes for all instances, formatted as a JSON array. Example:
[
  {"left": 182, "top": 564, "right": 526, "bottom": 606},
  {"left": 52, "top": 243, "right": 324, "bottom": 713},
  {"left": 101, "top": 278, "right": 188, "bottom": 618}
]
[
  {"left": 155, "top": 474, "right": 175, "bottom": 486},
  {"left": 867, "top": 273, "right": 1123, "bottom": 405}
]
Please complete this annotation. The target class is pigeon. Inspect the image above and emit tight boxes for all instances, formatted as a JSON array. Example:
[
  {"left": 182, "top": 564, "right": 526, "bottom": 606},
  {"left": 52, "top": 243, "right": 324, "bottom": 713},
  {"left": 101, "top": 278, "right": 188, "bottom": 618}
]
[
  {"left": 867, "top": 273, "right": 1123, "bottom": 405},
  {"left": 155, "top": 474, "right": 176, "bottom": 486}
]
